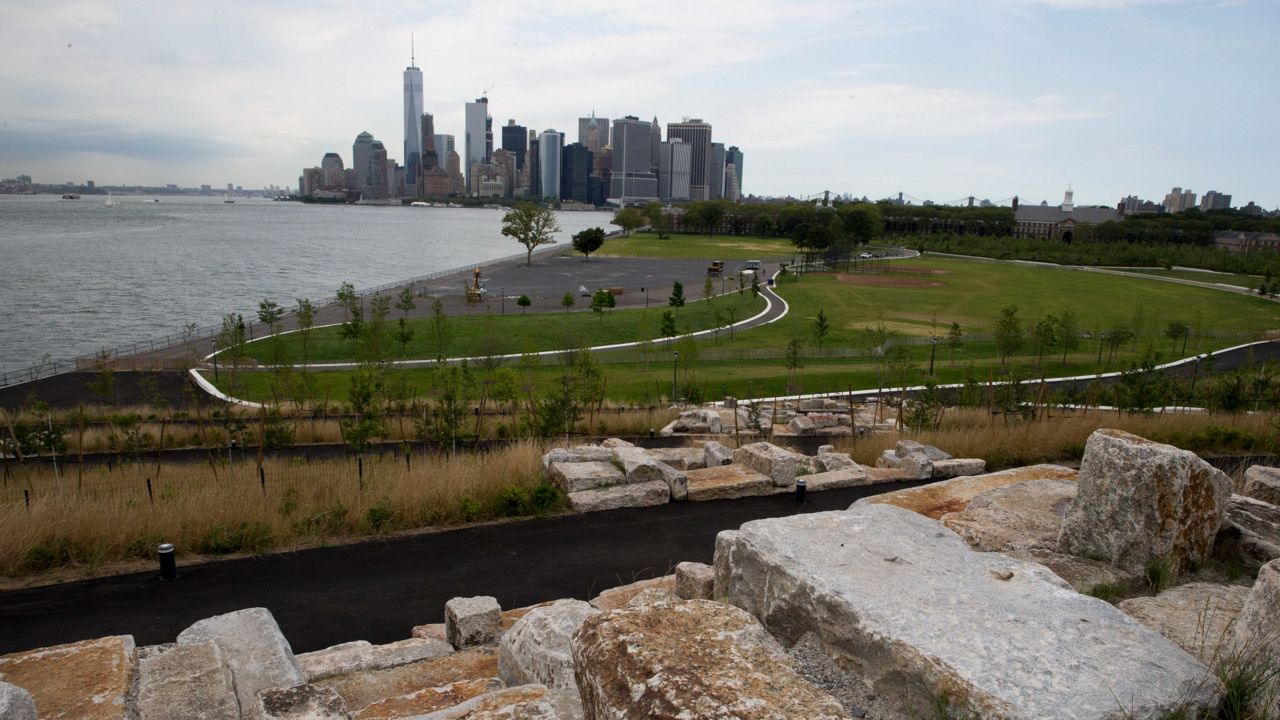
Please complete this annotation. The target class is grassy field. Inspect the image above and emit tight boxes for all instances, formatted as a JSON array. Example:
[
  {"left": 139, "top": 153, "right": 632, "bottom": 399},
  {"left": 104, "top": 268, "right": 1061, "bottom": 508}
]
[
  {"left": 238, "top": 292, "right": 764, "bottom": 364},
  {"left": 596, "top": 232, "right": 799, "bottom": 260},
  {"left": 224, "top": 255, "right": 1280, "bottom": 404},
  {"left": 1103, "top": 267, "right": 1263, "bottom": 288}
]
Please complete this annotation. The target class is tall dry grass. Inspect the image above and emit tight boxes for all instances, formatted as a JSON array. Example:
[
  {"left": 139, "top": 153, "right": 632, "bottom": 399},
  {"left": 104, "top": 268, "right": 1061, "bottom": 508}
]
[
  {"left": 835, "top": 408, "right": 1279, "bottom": 476},
  {"left": 0, "top": 441, "right": 555, "bottom": 577}
]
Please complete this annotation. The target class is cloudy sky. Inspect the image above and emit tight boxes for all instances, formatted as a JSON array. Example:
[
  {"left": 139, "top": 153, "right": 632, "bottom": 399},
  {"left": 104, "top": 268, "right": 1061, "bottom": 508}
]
[{"left": 1, "top": 0, "right": 1275, "bottom": 208}]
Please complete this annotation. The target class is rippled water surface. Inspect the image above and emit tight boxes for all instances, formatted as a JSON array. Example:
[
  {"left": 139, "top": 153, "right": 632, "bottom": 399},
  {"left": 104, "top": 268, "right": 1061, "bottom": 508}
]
[{"left": 0, "top": 195, "right": 613, "bottom": 376}]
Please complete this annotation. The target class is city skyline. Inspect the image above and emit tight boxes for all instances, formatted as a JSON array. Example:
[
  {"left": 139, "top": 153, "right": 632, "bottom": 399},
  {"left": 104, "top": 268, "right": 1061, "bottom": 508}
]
[{"left": 0, "top": 1, "right": 1277, "bottom": 208}]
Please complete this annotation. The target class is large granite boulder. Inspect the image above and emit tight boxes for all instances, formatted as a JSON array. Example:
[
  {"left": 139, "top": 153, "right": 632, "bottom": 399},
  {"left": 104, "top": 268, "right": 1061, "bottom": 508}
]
[
  {"left": 647, "top": 446, "right": 705, "bottom": 471},
  {"left": 350, "top": 678, "right": 502, "bottom": 719},
  {"left": 177, "top": 608, "right": 305, "bottom": 720},
  {"left": 1217, "top": 494, "right": 1280, "bottom": 571},
  {"left": 715, "top": 504, "right": 1217, "bottom": 719},
  {"left": 316, "top": 647, "right": 497, "bottom": 715},
  {"left": 136, "top": 641, "right": 239, "bottom": 720},
  {"left": 1242, "top": 465, "right": 1280, "bottom": 505},
  {"left": 702, "top": 441, "right": 734, "bottom": 467},
  {"left": 859, "top": 464, "right": 1078, "bottom": 519},
  {"left": 0, "top": 635, "right": 136, "bottom": 720},
  {"left": 589, "top": 576, "right": 676, "bottom": 611},
  {"left": 675, "top": 561, "right": 715, "bottom": 600},
  {"left": 406, "top": 684, "right": 572, "bottom": 719},
  {"left": 931, "top": 457, "right": 987, "bottom": 479},
  {"left": 940, "top": 478, "right": 1077, "bottom": 552},
  {"left": 1118, "top": 583, "right": 1250, "bottom": 665},
  {"left": 1003, "top": 548, "right": 1141, "bottom": 595},
  {"left": 541, "top": 446, "right": 613, "bottom": 469},
  {"left": 257, "top": 684, "right": 350, "bottom": 719},
  {"left": 498, "top": 599, "right": 599, "bottom": 691},
  {"left": 1233, "top": 558, "right": 1280, "bottom": 656},
  {"left": 568, "top": 481, "right": 669, "bottom": 512},
  {"left": 545, "top": 461, "right": 624, "bottom": 493},
  {"left": 732, "top": 442, "right": 801, "bottom": 487},
  {"left": 571, "top": 599, "right": 846, "bottom": 719},
  {"left": 445, "top": 596, "right": 502, "bottom": 649},
  {"left": 896, "top": 439, "right": 952, "bottom": 461},
  {"left": 598, "top": 437, "right": 634, "bottom": 449},
  {"left": 1058, "top": 429, "right": 1233, "bottom": 574},
  {"left": 685, "top": 464, "right": 775, "bottom": 501},
  {"left": 0, "top": 682, "right": 36, "bottom": 720},
  {"left": 802, "top": 466, "right": 872, "bottom": 492},
  {"left": 813, "top": 449, "right": 856, "bottom": 472}
]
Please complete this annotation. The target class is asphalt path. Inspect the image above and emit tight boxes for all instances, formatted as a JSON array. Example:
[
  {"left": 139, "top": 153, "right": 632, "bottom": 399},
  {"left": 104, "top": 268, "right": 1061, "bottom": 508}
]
[{"left": 0, "top": 479, "right": 926, "bottom": 655}]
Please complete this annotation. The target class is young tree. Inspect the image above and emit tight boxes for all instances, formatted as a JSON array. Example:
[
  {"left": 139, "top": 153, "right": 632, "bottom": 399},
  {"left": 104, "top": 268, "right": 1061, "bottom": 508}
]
[
  {"left": 394, "top": 287, "right": 416, "bottom": 354},
  {"left": 296, "top": 298, "right": 315, "bottom": 363},
  {"left": 947, "top": 321, "right": 963, "bottom": 364},
  {"left": 723, "top": 304, "right": 741, "bottom": 340},
  {"left": 1165, "top": 320, "right": 1191, "bottom": 356},
  {"left": 785, "top": 338, "right": 804, "bottom": 390},
  {"left": 1031, "top": 316, "right": 1057, "bottom": 370},
  {"left": 669, "top": 281, "right": 685, "bottom": 308},
  {"left": 561, "top": 292, "right": 576, "bottom": 313},
  {"left": 336, "top": 281, "right": 363, "bottom": 341},
  {"left": 590, "top": 289, "right": 611, "bottom": 318},
  {"left": 572, "top": 227, "right": 606, "bottom": 261},
  {"left": 516, "top": 294, "right": 531, "bottom": 314},
  {"left": 993, "top": 305, "right": 1024, "bottom": 369},
  {"left": 611, "top": 207, "right": 645, "bottom": 237},
  {"left": 502, "top": 202, "right": 561, "bottom": 266},
  {"left": 1055, "top": 308, "right": 1080, "bottom": 364},
  {"left": 811, "top": 309, "right": 830, "bottom": 351},
  {"left": 702, "top": 276, "right": 715, "bottom": 303},
  {"left": 660, "top": 310, "right": 677, "bottom": 338},
  {"left": 367, "top": 295, "right": 392, "bottom": 361},
  {"left": 429, "top": 299, "right": 450, "bottom": 362},
  {"left": 750, "top": 274, "right": 761, "bottom": 297},
  {"left": 257, "top": 299, "right": 283, "bottom": 334}
]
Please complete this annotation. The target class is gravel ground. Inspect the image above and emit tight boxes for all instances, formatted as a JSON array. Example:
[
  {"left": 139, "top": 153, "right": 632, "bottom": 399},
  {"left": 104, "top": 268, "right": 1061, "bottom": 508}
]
[{"left": 789, "top": 632, "right": 908, "bottom": 720}]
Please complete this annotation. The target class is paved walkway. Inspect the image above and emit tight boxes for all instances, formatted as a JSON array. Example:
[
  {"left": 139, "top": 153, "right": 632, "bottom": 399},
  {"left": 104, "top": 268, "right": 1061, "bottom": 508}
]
[{"left": 0, "top": 479, "right": 925, "bottom": 655}]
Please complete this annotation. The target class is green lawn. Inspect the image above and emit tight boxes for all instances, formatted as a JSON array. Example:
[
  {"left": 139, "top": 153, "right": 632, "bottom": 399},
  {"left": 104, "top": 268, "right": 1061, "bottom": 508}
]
[
  {"left": 1102, "top": 267, "right": 1263, "bottom": 288},
  {"left": 596, "top": 232, "right": 799, "bottom": 260},
  {"left": 224, "top": 255, "right": 1280, "bottom": 404},
  {"left": 238, "top": 292, "right": 765, "bottom": 364}
]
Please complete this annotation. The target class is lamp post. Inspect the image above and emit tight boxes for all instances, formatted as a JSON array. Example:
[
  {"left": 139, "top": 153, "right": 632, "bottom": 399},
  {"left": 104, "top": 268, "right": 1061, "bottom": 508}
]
[
  {"left": 642, "top": 286, "right": 648, "bottom": 308},
  {"left": 928, "top": 336, "right": 938, "bottom": 376},
  {"left": 211, "top": 340, "right": 219, "bottom": 383},
  {"left": 672, "top": 351, "right": 679, "bottom": 404}
]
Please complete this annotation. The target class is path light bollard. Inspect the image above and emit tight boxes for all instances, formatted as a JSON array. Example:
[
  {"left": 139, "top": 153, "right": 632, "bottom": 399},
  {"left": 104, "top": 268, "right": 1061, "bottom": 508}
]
[
  {"left": 158, "top": 543, "right": 177, "bottom": 580},
  {"left": 649, "top": 428, "right": 655, "bottom": 439},
  {"left": 795, "top": 478, "right": 807, "bottom": 504}
]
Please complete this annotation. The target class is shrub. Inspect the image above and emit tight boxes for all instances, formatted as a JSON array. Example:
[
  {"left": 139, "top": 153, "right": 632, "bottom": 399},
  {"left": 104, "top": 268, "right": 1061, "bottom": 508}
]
[
  {"left": 197, "top": 523, "right": 275, "bottom": 554},
  {"left": 292, "top": 502, "right": 349, "bottom": 536},
  {"left": 528, "top": 482, "right": 565, "bottom": 515},
  {"left": 365, "top": 500, "right": 394, "bottom": 533},
  {"left": 20, "top": 537, "right": 84, "bottom": 573},
  {"left": 1144, "top": 557, "right": 1175, "bottom": 594},
  {"left": 493, "top": 485, "right": 528, "bottom": 517}
]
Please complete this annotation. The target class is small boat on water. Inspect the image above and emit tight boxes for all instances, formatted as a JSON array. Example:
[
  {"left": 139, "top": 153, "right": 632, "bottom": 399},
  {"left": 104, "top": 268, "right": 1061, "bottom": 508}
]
[
  {"left": 223, "top": 193, "right": 235, "bottom": 204},
  {"left": 62, "top": 193, "right": 80, "bottom": 200},
  {"left": 104, "top": 192, "right": 118, "bottom": 207}
]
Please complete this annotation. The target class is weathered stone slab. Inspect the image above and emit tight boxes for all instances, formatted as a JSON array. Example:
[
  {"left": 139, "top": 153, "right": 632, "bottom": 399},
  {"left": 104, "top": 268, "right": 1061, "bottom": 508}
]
[
  {"left": 598, "top": 437, "right": 634, "bottom": 449},
  {"left": 788, "top": 415, "right": 816, "bottom": 435},
  {"left": 588, "top": 575, "right": 676, "bottom": 611},
  {"left": 685, "top": 464, "right": 775, "bottom": 501},
  {"left": 610, "top": 446, "right": 661, "bottom": 482},
  {"left": 862, "top": 466, "right": 915, "bottom": 484},
  {"left": 1058, "top": 429, "right": 1233, "bottom": 574},
  {"left": 931, "top": 457, "right": 987, "bottom": 479},
  {"left": 858, "top": 464, "right": 1078, "bottom": 519},
  {"left": 896, "top": 439, "right": 951, "bottom": 461},
  {"left": 715, "top": 504, "right": 1217, "bottom": 719},
  {"left": 545, "top": 461, "right": 623, "bottom": 493},
  {"left": 298, "top": 637, "right": 453, "bottom": 682},
  {"left": 1242, "top": 465, "right": 1280, "bottom": 505},
  {"left": 410, "top": 684, "right": 564, "bottom": 720},
  {"left": 814, "top": 425, "right": 853, "bottom": 437},
  {"left": 652, "top": 460, "right": 687, "bottom": 501},
  {"left": 1004, "top": 548, "right": 1141, "bottom": 595},
  {"left": 702, "top": 440, "right": 733, "bottom": 467},
  {"left": 258, "top": 683, "right": 350, "bottom": 719},
  {"left": 352, "top": 678, "right": 501, "bottom": 719},
  {"left": 647, "top": 446, "right": 705, "bottom": 470},
  {"left": 0, "top": 635, "right": 136, "bottom": 720},
  {"left": 445, "top": 596, "right": 502, "bottom": 649},
  {"left": 411, "top": 624, "right": 448, "bottom": 643},
  {"left": 137, "top": 640, "right": 239, "bottom": 720},
  {"left": 317, "top": 648, "right": 497, "bottom": 714},
  {"left": 0, "top": 682, "right": 36, "bottom": 720},
  {"left": 675, "top": 561, "right": 715, "bottom": 600},
  {"left": 540, "top": 446, "right": 612, "bottom": 469},
  {"left": 572, "top": 599, "right": 846, "bottom": 719},
  {"left": 1233, "top": 559, "right": 1280, "bottom": 719},
  {"left": 499, "top": 599, "right": 599, "bottom": 691},
  {"left": 568, "top": 480, "right": 668, "bottom": 512},
  {"left": 733, "top": 441, "right": 800, "bottom": 487},
  {"left": 940, "top": 478, "right": 1078, "bottom": 552},
  {"left": 626, "top": 587, "right": 681, "bottom": 607},
  {"left": 802, "top": 466, "right": 872, "bottom": 492},
  {"left": 177, "top": 607, "right": 304, "bottom": 720},
  {"left": 1118, "top": 583, "right": 1250, "bottom": 665},
  {"left": 1218, "top": 494, "right": 1280, "bottom": 571}
]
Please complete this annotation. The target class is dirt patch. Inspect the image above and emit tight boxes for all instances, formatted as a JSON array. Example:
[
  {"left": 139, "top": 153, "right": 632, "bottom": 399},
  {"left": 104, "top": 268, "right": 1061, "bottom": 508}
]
[{"left": 835, "top": 273, "right": 944, "bottom": 287}]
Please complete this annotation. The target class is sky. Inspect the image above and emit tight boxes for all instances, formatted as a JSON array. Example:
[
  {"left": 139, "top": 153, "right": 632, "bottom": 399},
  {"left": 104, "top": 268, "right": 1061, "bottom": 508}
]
[{"left": 0, "top": 0, "right": 1276, "bottom": 208}]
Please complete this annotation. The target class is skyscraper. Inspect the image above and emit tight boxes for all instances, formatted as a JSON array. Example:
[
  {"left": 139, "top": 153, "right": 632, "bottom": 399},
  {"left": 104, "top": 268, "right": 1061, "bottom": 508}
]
[
  {"left": 666, "top": 119, "right": 712, "bottom": 200},
  {"left": 610, "top": 116, "right": 658, "bottom": 201},
  {"left": 710, "top": 142, "right": 726, "bottom": 199},
  {"left": 434, "top": 134, "right": 455, "bottom": 169},
  {"left": 528, "top": 129, "right": 540, "bottom": 198},
  {"left": 561, "top": 142, "right": 593, "bottom": 204},
  {"left": 650, "top": 117, "right": 661, "bottom": 175},
  {"left": 578, "top": 113, "right": 610, "bottom": 154},
  {"left": 465, "top": 97, "right": 489, "bottom": 188},
  {"left": 725, "top": 145, "right": 743, "bottom": 195},
  {"left": 371, "top": 140, "right": 389, "bottom": 199},
  {"left": 353, "top": 132, "right": 375, "bottom": 197},
  {"left": 403, "top": 43, "right": 424, "bottom": 189},
  {"left": 538, "top": 130, "right": 564, "bottom": 201},
  {"left": 658, "top": 138, "right": 691, "bottom": 201},
  {"left": 420, "top": 113, "right": 438, "bottom": 170},
  {"left": 502, "top": 120, "right": 528, "bottom": 170}
]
